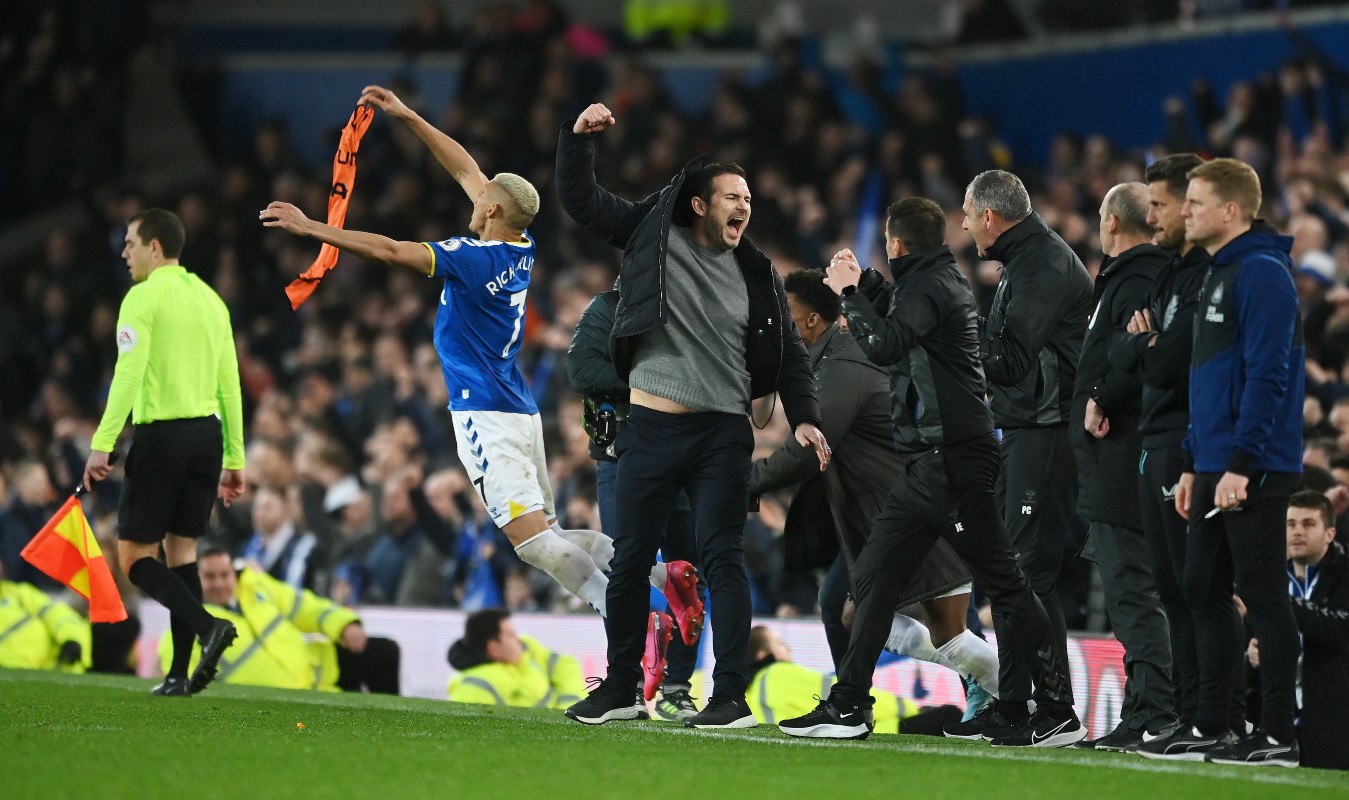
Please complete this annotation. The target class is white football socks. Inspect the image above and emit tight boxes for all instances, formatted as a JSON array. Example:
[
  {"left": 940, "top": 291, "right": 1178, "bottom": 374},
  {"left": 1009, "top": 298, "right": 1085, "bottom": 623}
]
[
  {"left": 515, "top": 530, "right": 608, "bottom": 616},
  {"left": 550, "top": 522, "right": 616, "bottom": 572},
  {"left": 937, "top": 629, "right": 1001, "bottom": 697},
  {"left": 884, "top": 614, "right": 941, "bottom": 662}
]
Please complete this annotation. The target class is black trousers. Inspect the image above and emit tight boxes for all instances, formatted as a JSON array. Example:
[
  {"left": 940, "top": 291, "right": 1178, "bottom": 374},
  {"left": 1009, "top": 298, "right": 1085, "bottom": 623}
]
[
  {"left": 1086, "top": 521, "right": 1176, "bottom": 731},
  {"left": 1139, "top": 443, "right": 1200, "bottom": 723},
  {"left": 996, "top": 426, "right": 1074, "bottom": 703},
  {"left": 835, "top": 435, "right": 1074, "bottom": 709},
  {"left": 596, "top": 458, "right": 703, "bottom": 687},
  {"left": 1184, "top": 471, "right": 1299, "bottom": 741},
  {"left": 336, "top": 636, "right": 401, "bottom": 695},
  {"left": 608, "top": 408, "right": 754, "bottom": 699}
]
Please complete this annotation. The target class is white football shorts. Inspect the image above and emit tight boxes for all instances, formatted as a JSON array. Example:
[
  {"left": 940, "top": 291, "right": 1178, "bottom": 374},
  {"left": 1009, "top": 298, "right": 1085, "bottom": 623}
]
[{"left": 452, "top": 409, "right": 555, "bottom": 529}]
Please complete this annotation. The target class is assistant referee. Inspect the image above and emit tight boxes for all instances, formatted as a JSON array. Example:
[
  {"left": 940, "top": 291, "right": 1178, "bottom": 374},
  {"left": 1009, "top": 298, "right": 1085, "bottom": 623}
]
[{"left": 83, "top": 208, "right": 244, "bottom": 696}]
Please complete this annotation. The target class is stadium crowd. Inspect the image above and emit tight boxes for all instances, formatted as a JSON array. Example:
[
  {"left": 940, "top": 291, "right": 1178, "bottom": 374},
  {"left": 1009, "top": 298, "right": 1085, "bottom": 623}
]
[{"left": 0, "top": 0, "right": 1347, "bottom": 768}]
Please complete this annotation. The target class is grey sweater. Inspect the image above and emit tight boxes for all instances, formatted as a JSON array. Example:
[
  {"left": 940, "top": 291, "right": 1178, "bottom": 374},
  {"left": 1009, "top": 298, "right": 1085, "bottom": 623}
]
[{"left": 629, "top": 225, "right": 750, "bottom": 414}]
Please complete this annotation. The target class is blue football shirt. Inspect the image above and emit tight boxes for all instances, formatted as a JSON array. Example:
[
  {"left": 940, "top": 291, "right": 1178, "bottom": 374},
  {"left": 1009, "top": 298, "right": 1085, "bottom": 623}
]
[{"left": 421, "top": 233, "right": 538, "bottom": 414}]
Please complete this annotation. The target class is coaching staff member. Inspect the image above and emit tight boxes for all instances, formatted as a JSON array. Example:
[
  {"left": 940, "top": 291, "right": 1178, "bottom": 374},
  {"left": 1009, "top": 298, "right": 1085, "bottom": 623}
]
[
  {"left": 1070, "top": 183, "right": 1176, "bottom": 750},
  {"left": 83, "top": 208, "right": 242, "bottom": 696},
  {"left": 1112, "top": 153, "right": 1212, "bottom": 731},
  {"left": 779, "top": 198, "right": 1081, "bottom": 747},
  {"left": 1148, "top": 158, "right": 1304, "bottom": 767},
  {"left": 557, "top": 102, "right": 827, "bottom": 729},
  {"left": 964, "top": 170, "right": 1093, "bottom": 731}
]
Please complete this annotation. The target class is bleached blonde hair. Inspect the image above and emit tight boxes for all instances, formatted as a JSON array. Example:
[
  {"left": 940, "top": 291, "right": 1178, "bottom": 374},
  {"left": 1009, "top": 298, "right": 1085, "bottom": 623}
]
[{"left": 492, "top": 172, "right": 540, "bottom": 228}]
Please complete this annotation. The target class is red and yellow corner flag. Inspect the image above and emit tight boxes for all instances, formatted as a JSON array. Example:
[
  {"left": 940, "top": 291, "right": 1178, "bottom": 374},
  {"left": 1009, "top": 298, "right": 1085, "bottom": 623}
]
[
  {"left": 285, "top": 103, "right": 377, "bottom": 310},
  {"left": 21, "top": 495, "right": 127, "bottom": 623}
]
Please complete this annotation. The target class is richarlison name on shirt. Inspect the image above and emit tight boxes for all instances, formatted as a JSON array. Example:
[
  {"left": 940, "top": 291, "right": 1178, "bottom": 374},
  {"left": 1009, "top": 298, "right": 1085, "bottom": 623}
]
[
  {"left": 485, "top": 255, "right": 533, "bottom": 295},
  {"left": 434, "top": 238, "right": 534, "bottom": 295}
]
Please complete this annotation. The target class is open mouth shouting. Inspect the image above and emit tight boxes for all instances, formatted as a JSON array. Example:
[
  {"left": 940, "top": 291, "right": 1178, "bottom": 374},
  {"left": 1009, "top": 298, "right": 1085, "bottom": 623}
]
[{"left": 727, "top": 216, "right": 746, "bottom": 239}]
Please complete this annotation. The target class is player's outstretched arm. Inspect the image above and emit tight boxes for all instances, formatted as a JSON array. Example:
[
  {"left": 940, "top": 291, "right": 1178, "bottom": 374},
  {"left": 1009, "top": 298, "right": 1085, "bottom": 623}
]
[
  {"left": 359, "top": 84, "right": 488, "bottom": 200},
  {"left": 261, "top": 201, "right": 430, "bottom": 274}
]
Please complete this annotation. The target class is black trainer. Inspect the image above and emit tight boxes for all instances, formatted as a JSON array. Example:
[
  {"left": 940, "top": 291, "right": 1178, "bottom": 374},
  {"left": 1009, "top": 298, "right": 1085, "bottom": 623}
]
[
  {"left": 778, "top": 695, "right": 870, "bottom": 740},
  {"left": 1136, "top": 724, "right": 1236, "bottom": 761},
  {"left": 942, "top": 703, "right": 1024, "bottom": 740},
  {"left": 684, "top": 694, "right": 757, "bottom": 729},
  {"left": 988, "top": 710, "right": 1086, "bottom": 748},
  {"left": 565, "top": 679, "right": 650, "bottom": 725},
  {"left": 1204, "top": 731, "right": 1300, "bottom": 767},
  {"left": 150, "top": 676, "right": 192, "bottom": 697},
  {"left": 1073, "top": 722, "right": 1142, "bottom": 752},
  {"left": 187, "top": 618, "right": 238, "bottom": 694}
]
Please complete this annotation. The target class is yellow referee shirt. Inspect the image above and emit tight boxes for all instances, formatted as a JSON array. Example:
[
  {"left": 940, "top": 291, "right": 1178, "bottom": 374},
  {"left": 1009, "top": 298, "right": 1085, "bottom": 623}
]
[{"left": 91, "top": 265, "right": 245, "bottom": 469}]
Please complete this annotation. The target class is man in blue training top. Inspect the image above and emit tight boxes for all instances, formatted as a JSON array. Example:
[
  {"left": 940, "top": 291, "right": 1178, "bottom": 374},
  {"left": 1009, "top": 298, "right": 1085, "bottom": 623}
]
[
  {"left": 1139, "top": 157, "right": 1304, "bottom": 767},
  {"left": 262, "top": 86, "right": 695, "bottom": 625}
]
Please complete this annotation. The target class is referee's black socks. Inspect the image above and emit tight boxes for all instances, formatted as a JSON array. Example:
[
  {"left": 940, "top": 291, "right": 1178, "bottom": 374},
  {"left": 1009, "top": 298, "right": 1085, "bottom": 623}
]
[
  {"left": 164, "top": 563, "right": 205, "bottom": 679},
  {"left": 128, "top": 557, "right": 216, "bottom": 640}
]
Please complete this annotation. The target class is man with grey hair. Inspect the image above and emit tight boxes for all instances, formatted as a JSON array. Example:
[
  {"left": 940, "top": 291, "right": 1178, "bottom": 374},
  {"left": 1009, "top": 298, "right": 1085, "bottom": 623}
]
[
  {"left": 262, "top": 86, "right": 685, "bottom": 634},
  {"left": 1070, "top": 183, "right": 1178, "bottom": 750},
  {"left": 955, "top": 169, "right": 1093, "bottom": 739}
]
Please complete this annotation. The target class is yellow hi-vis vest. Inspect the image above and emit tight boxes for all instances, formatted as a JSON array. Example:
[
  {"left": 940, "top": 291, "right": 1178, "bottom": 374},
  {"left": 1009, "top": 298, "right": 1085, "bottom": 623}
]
[
  {"left": 748, "top": 661, "right": 919, "bottom": 734},
  {"left": 448, "top": 635, "right": 586, "bottom": 709},
  {"left": 158, "top": 567, "right": 359, "bottom": 690},
  {"left": 0, "top": 580, "right": 90, "bottom": 672}
]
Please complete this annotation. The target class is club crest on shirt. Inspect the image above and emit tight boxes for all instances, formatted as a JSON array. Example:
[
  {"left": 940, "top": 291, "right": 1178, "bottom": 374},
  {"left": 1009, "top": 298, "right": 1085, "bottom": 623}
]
[{"left": 117, "top": 325, "right": 137, "bottom": 353}]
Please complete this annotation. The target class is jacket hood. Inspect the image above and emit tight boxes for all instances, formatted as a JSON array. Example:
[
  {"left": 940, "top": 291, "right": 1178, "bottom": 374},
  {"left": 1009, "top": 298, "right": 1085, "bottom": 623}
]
[
  {"left": 669, "top": 154, "right": 711, "bottom": 228},
  {"left": 984, "top": 212, "right": 1050, "bottom": 264},
  {"left": 1213, "top": 221, "right": 1294, "bottom": 268},
  {"left": 1100, "top": 242, "right": 1169, "bottom": 279},
  {"left": 447, "top": 638, "right": 491, "bottom": 671}
]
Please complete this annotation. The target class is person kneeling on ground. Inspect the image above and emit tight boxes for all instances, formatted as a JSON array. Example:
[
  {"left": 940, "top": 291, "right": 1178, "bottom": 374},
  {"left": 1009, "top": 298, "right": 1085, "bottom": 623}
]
[
  {"left": 448, "top": 608, "right": 586, "bottom": 709},
  {"left": 157, "top": 547, "right": 399, "bottom": 694}
]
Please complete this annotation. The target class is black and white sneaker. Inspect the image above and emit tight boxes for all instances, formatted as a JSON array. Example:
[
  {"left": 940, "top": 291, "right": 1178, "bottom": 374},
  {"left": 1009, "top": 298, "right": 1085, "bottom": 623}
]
[
  {"left": 778, "top": 696, "right": 871, "bottom": 740},
  {"left": 988, "top": 711, "right": 1087, "bottom": 748},
  {"left": 564, "top": 679, "right": 650, "bottom": 725},
  {"left": 1204, "top": 732, "right": 1300, "bottom": 767},
  {"left": 684, "top": 695, "right": 757, "bottom": 729},
  {"left": 1136, "top": 725, "right": 1235, "bottom": 761}
]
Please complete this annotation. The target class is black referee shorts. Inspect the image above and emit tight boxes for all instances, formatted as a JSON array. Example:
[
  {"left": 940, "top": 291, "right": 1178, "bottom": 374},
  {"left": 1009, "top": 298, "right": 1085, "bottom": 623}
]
[{"left": 118, "top": 417, "right": 223, "bottom": 544}]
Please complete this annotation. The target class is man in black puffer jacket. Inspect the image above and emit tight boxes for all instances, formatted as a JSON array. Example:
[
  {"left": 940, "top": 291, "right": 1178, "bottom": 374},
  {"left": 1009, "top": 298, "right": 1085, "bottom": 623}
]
[
  {"left": 556, "top": 102, "right": 828, "bottom": 730},
  {"left": 1070, "top": 183, "right": 1177, "bottom": 751}
]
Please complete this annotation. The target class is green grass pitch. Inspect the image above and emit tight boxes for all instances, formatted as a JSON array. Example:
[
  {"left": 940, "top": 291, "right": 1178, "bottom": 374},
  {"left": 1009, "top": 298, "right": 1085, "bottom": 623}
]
[{"left": 3, "top": 670, "right": 1346, "bottom": 800}]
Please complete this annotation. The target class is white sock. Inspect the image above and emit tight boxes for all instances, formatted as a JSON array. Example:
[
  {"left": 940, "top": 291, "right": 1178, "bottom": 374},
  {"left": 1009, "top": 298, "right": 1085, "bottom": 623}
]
[
  {"left": 649, "top": 561, "right": 668, "bottom": 591},
  {"left": 515, "top": 530, "right": 608, "bottom": 616},
  {"left": 937, "top": 630, "right": 1001, "bottom": 697},
  {"left": 549, "top": 522, "right": 615, "bottom": 572},
  {"left": 884, "top": 615, "right": 941, "bottom": 662}
]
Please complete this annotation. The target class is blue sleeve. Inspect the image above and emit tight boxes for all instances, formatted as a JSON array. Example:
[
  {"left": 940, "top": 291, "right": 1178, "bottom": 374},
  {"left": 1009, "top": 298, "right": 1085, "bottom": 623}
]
[
  {"left": 425, "top": 238, "right": 491, "bottom": 282},
  {"left": 1229, "top": 258, "right": 1298, "bottom": 474}
]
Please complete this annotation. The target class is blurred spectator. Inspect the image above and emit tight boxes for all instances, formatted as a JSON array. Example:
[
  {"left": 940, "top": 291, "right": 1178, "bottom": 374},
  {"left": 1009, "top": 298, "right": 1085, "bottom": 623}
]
[{"left": 240, "top": 483, "right": 321, "bottom": 591}]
